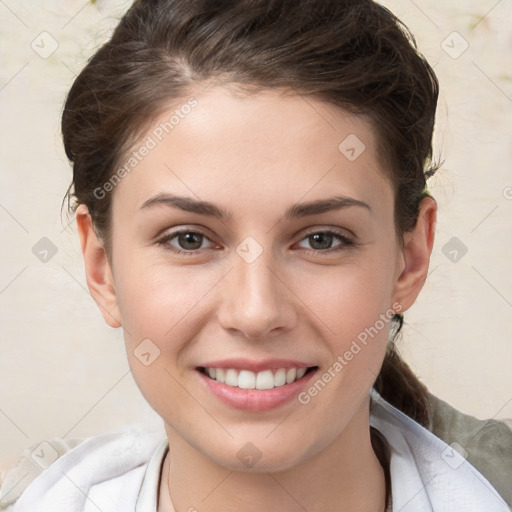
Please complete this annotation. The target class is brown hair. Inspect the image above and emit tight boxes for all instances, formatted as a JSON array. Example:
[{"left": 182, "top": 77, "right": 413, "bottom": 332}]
[{"left": 62, "top": 0, "right": 439, "bottom": 427}]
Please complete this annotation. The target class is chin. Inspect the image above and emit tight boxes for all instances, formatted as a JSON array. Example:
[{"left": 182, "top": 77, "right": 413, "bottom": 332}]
[
  {"left": 206, "top": 436, "right": 316, "bottom": 474},
  {"left": 222, "top": 453, "right": 306, "bottom": 474}
]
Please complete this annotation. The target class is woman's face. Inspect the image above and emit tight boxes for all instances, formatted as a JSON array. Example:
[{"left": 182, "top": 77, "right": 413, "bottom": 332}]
[{"left": 87, "top": 85, "right": 427, "bottom": 472}]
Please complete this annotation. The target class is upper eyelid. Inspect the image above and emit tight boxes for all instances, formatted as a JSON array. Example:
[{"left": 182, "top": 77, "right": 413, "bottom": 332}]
[
  {"left": 158, "top": 227, "right": 218, "bottom": 245},
  {"left": 298, "top": 227, "right": 354, "bottom": 240}
]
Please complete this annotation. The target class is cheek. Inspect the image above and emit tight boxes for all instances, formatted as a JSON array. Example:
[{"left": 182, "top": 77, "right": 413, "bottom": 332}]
[
  {"left": 114, "top": 258, "right": 213, "bottom": 343},
  {"left": 292, "top": 267, "right": 393, "bottom": 432},
  {"left": 114, "top": 264, "right": 200, "bottom": 416},
  {"left": 292, "top": 250, "right": 397, "bottom": 397},
  {"left": 297, "top": 254, "right": 396, "bottom": 344},
  {"left": 113, "top": 260, "right": 225, "bottom": 404}
]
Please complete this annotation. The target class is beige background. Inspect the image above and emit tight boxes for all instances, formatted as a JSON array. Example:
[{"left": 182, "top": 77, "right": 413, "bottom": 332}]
[{"left": 1, "top": 0, "right": 511, "bottom": 476}]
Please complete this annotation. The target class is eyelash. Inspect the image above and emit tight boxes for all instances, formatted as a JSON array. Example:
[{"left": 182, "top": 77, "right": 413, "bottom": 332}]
[{"left": 156, "top": 228, "right": 356, "bottom": 256}]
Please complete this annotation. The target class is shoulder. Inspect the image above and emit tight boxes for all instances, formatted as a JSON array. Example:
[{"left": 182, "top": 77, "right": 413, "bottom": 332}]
[
  {"left": 0, "top": 427, "right": 165, "bottom": 512},
  {"left": 370, "top": 390, "right": 511, "bottom": 511},
  {"left": 0, "top": 438, "right": 83, "bottom": 510},
  {"left": 427, "top": 392, "right": 512, "bottom": 508}
]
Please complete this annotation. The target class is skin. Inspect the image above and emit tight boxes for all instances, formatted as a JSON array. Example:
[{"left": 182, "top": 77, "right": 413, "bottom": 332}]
[{"left": 76, "top": 85, "right": 436, "bottom": 512}]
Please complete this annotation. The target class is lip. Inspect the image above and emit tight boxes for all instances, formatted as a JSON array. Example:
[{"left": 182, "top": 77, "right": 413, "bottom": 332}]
[
  {"left": 195, "top": 363, "right": 319, "bottom": 411},
  {"left": 198, "top": 358, "right": 314, "bottom": 373}
]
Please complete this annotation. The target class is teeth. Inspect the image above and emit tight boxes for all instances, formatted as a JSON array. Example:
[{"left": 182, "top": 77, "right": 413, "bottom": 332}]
[
  {"left": 238, "top": 370, "right": 256, "bottom": 389},
  {"left": 286, "top": 368, "right": 296, "bottom": 384},
  {"left": 216, "top": 368, "right": 225, "bottom": 383},
  {"left": 204, "top": 367, "right": 311, "bottom": 389},
  {"left": 256, "top": 370, "right": 274, "bottom": 390},
  {"left": 274, "top": 368, "right": 286, "bottom": 386},
  {"left": 225, "top": 369, "right": 238, "bottom": 386}
]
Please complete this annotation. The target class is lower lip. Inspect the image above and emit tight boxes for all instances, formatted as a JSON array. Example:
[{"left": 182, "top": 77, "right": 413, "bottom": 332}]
[{"left": 196, "top": 368, "right": 318, "bottom": 411}]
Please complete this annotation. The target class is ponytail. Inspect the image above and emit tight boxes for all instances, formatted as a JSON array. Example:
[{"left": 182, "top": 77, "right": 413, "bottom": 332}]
[{"left": 373, "top": 313, "right": 431, "bottom": 427}]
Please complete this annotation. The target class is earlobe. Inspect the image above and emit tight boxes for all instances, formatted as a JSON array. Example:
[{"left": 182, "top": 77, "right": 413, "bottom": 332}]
[
  {"left": 391, "top": 196, "right": 437, "bottom": 313},
  {"left": 75, "top": 204, "right": 122, "bottom": 328}
]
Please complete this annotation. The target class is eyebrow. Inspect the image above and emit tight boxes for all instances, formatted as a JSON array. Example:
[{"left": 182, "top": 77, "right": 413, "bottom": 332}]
[{"left": 139, "top": 193, "right": 371, "bottom": 219}]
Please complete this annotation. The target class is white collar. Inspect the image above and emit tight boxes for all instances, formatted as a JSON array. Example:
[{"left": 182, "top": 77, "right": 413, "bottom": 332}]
[
  {"left": 12, "top": 393, "right": 509, "bottom": 511},
  {"left": 369, "top": 390, "right": 508, "bottom": 511},
  {"left": 135, "top": 438, "right": 168, "bottom": 511},
  {"left": 134, "top": 391, "right": 509, "bottom": 511}
]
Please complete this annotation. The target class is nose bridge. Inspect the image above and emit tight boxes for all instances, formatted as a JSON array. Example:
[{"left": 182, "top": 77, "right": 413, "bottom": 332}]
[{"left": 217, "top": 240, "right": 296, "bottom": 339}]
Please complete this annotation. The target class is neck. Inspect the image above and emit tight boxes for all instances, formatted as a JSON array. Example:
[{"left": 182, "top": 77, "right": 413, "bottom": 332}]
[{"left": 158, "top": 396, "right": 387, "bottom": 512}]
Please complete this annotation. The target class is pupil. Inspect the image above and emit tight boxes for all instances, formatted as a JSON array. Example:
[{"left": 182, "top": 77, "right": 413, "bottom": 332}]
[
  {"left": 311, "top": 233, "right": 332, "bottom": 250},
  {"left": 180, "top": 232, "right": 201, "bottom": 250}
]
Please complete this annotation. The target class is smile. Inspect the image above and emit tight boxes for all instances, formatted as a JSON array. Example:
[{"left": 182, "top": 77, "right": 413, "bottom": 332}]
[
  {"left": 196, "top": 363, "right": 319, "bottom": 411},
  {"left": 199, "top": 366, "right": 317, "bottom": 390}
]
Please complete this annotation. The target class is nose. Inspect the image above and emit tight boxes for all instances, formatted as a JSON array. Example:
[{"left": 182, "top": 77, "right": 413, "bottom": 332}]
[{"left": 216, "top": 249, "right": 298, "bottom": 340}]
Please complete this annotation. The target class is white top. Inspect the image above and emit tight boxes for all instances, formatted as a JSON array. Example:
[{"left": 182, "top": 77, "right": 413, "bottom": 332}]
[{"left": 2, "top": 391, "right": 508, "bottom": 512}]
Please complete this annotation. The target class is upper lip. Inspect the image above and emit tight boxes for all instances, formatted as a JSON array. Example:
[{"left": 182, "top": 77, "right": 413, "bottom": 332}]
[{"left": 198, "top": 358, "right": 317, "bottom": 373}]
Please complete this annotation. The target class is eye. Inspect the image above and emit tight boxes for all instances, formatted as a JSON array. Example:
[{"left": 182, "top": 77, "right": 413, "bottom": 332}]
[
  {"left": 157, "top": 228, "right": 355, "bottom": 256},
  {"left": 296, "top": 230, "right": 355, "bottom": 253},
  {"left": 157, "top": 229, "right": 217, "bottom": 255}
]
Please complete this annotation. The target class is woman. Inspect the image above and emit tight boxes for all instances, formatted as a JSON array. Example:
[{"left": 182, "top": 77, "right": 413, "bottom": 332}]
[{"left": 1, "top": 0, "right": 510, "bottom": 510}]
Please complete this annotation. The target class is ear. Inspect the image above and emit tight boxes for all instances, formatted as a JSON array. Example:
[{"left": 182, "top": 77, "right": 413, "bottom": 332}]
[
  {"left": 391, "top": 196, "right": 437, "bottom": 313},
  {"left": 75, "top": 204, "right": 122, "bottom": 328}
]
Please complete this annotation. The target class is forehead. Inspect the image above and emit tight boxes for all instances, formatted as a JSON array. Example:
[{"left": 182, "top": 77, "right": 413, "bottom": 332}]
[{"left": 112, "top": 85, "right": 393, "bottom": 220}]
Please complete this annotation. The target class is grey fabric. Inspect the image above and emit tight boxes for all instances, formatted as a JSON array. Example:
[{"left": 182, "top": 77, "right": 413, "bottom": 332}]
[{"left": 427, "top": 393, "right": 512, "bottom": 509}]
